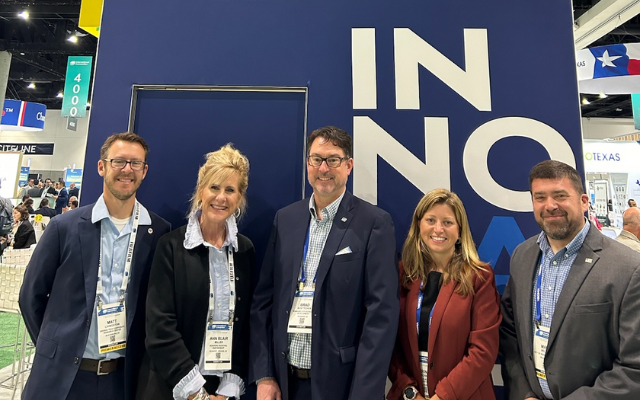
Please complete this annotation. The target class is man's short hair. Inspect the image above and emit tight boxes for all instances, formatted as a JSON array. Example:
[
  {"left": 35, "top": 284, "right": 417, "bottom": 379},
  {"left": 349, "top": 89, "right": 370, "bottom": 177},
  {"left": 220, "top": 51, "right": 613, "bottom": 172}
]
[
  {"left": 306, "top": 126, "right": 352, "bottom": 158},
  {"left": 59, "top": 180, "right": 65, "bottom": 187},
  {"left": 529, "top": 160, "right": 584, "bottom": 194},
  {"left": 100, "top": 132, "right": 149, "bottom": 161},
  {"left": 71, "top": 200, "right": 78, "bottom": 208},
  {"left": 40, "top": 198, "right": 49, "bottom": 207}
]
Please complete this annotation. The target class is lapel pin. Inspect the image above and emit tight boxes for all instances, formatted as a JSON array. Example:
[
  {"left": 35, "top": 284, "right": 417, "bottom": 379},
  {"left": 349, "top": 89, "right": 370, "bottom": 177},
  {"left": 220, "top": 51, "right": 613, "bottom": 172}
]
[
  {"left": 341, "top": 217, "right": 347, "bottom": 222},
  {"left": 585, "top": 258, "right": 592, "bottom": 263},
  {"left": 148, "top": 228, "right": 153, "bottom": 234}
]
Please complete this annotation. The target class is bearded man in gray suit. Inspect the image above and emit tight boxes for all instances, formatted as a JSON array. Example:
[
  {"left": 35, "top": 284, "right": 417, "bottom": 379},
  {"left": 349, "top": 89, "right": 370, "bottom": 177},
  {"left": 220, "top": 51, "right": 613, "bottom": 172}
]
[{"left": 500, "top": 160, "right": 640, "bottom": 400}]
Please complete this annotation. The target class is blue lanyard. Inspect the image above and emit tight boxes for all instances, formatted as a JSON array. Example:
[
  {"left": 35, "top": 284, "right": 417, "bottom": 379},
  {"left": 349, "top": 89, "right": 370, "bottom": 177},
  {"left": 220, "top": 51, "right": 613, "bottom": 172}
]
[
  {"left": 535, "top": 255, "right": 544, "bottom": 326},
  {"left": 416, "top": 281, "right": 436, "bottom": 334},
  {"left": 299, "top": 225, "right": 316, "bottom": 286}
]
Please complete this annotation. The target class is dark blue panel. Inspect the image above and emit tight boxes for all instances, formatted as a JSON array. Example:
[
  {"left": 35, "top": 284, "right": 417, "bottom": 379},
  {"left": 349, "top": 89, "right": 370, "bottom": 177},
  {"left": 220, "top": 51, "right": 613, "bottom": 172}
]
[{"left": 132, "top": 89, "right": 306, "bottom": 262}]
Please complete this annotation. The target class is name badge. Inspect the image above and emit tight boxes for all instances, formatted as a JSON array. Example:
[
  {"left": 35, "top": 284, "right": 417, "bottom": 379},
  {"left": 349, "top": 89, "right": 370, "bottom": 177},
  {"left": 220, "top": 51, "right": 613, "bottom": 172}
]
[
  {"left": 97, "top": 302, "right": 127, "bottom": 354},
  {"left": 287, "top": 289, "right": 314, "bottom": 334},
  {"left": 204, "top": 322, "right": 233, "bottom": 371},
  {"left": 533, "top": 325, "right": 550, "bottom": 380},
  {"left": 419, "top": 351, "right": 429, "bottom": 397}
]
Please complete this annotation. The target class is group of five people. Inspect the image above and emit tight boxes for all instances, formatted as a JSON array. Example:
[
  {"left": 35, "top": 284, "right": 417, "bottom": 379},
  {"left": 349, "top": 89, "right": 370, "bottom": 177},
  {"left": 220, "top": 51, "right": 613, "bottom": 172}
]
[{"left": 17, "top": 127, "right": 640, "bottom": 400}]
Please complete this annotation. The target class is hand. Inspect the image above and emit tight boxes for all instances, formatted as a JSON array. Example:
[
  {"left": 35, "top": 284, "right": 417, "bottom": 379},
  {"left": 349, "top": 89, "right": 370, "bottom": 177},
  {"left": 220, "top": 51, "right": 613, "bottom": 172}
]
[
  {"left": 428, "top": 395, "right": 439, "bottom": 400},
  {"left": 257, "top": 378, "right": 282, "bottom": 400}
]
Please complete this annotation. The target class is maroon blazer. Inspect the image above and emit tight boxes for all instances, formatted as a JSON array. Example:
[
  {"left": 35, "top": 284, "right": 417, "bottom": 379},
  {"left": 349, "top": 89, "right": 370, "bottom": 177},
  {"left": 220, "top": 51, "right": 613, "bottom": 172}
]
[{"left": 388, "top": 264, "right": 501, "bottom": 400}]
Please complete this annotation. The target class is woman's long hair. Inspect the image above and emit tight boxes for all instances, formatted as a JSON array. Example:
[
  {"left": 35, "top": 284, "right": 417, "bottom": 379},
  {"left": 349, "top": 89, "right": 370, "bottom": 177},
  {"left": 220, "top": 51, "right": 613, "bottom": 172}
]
[{"left": 401, "top": 189, "right": 487, "bottom": 296}]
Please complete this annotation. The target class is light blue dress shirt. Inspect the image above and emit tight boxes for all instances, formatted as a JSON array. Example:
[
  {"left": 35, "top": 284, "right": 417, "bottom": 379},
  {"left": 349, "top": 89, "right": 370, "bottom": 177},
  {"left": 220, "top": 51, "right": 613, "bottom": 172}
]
[
  {"left": 83, "top": 195, "right": 151, "bottom": 359},
  {"left": 172, "top": 211, "right": 244, "bottom": 400},
  {"left": 532, "top": 220, "right": 590, "bottom": 399}
]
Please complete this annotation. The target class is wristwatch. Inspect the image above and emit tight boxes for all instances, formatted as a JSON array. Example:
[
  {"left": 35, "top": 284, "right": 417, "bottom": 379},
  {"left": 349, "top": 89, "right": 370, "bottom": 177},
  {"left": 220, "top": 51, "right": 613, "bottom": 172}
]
[{"left": 403, "top": 386, "right": 418, "bottom": 400}]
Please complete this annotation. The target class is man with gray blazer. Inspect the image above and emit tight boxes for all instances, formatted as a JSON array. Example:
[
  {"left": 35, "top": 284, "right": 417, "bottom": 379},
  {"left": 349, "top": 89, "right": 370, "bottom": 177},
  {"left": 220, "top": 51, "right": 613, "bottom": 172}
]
[{"left": 500, "top": 160, "right": 640, "bottom": 400}]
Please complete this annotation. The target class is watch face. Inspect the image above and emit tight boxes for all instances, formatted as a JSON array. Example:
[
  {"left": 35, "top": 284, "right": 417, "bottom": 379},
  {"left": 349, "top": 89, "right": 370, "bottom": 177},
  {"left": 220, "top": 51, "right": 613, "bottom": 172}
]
[{"left": 404, "top": 387, "right": 416, "bottom": 399}]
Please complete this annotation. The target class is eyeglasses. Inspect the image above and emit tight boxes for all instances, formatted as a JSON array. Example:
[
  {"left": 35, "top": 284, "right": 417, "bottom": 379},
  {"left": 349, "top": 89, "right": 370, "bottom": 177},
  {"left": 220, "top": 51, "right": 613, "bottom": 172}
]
[
  {"left": 104, "top": 158, "right": 147, "bottom": 171},
  {"left": 307, "top": 155, "right": 348, "bottom": 168}
]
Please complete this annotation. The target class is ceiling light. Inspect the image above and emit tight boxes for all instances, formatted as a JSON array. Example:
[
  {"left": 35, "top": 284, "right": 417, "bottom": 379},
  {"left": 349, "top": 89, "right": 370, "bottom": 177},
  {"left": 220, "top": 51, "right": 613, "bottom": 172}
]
[
  {"left": 27, "top": 83, "right": 35, "bottom": 89},
  {"left": 67, "top": 36, "right": 78, "bottom": 43},
  {"left": 582, "top": 98, "right": 590, "bottom": 105},
  {"left": 616, "top": 108, "right": 623, "bottom": 112},
  {"left": 19, "top": 53, "right": 25, "bottom": 56},
  {"left": 599, "top": 93, "right": 608, "bottom": 99},
  {"left": 18, "top": 11, "right": 29, "bottom": 20},
  {"left": 57, "top": 92, "right": 63, "bottom": 98}
]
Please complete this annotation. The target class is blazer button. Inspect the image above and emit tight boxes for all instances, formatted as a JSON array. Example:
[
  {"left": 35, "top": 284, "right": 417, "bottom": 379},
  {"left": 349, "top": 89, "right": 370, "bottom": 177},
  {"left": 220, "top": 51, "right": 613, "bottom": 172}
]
[
  {"left": 235, "top": 317, "right": 239, "bottom": 322},
  {"left": 281, "top": 352, "right": 286, "bottom": 359},
  {"left": 237, "top": 297, "right": 241, "bottom": 301},
  {"left": 235, "top": 277, "right": 240, "bottom": 281},
  {"left": 74, "top": 357, "right": 79, "bottom": 364},
  {"left": 86, "top": 319, "right": 90, "bottom": 327},
  {"left": 528, "top": 354, "right": 533, "bottom": 360},
  {"left": 285, "top": 310, "right": 289, "bottom": 314},
  {"left": 429, "top": 362, "right": 434, "bottom": 369}
]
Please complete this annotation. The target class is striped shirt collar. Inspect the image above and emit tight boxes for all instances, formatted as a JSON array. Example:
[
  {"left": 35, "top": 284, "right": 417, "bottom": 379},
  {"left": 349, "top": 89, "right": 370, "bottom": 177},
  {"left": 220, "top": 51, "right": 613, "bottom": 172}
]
[
  {"left": 309, "top": 190, "right": 345, "bottom": 221},
  {"left": 183, "top": 210, "right": 238, "bottom": 251},
  {"left": 536, "top": 218, "right": 590, "bottom": 256}
]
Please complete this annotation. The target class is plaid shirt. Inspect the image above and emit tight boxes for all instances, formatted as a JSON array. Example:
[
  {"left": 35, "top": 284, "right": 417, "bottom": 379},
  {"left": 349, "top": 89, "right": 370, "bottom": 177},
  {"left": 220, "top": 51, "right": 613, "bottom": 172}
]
[
  {"left": 287, "top": 191, "right": 345, "bottom": 369},
  {"left": 532, "top": 220, "right": 590, "bottom": 399}
]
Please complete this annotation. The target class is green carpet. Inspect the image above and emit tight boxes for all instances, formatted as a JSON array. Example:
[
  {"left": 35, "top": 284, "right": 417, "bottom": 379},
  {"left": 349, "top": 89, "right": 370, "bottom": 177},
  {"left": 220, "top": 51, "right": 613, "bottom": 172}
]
[{"left": 0, "top": 312, "right": 22, "bottom": 370}]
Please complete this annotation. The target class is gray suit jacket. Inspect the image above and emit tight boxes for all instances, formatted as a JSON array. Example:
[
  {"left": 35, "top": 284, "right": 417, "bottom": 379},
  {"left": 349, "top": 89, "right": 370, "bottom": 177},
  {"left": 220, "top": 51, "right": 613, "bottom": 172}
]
[{"left": 500, "top": 226, "right": 640, "bottom": 400}]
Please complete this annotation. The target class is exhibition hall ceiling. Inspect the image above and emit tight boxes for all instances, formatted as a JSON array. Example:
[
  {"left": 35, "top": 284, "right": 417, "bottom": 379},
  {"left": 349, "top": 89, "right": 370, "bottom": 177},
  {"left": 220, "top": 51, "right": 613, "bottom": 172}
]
[{"left": 0, "top": 0, "right": 637, "bottom": 118}]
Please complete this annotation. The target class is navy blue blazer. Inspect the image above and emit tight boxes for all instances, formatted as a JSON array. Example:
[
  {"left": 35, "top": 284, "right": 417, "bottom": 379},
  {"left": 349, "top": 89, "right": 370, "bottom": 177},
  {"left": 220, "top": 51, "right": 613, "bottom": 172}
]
[
  {"left": 19, "top": 202, "right": 170, "bottom": 400},
  {"left": 249, "top": 191, "right": 399, "bottom": 400},
  {"left": 55, "top": 187, "right": 69, "bottom": 215}
]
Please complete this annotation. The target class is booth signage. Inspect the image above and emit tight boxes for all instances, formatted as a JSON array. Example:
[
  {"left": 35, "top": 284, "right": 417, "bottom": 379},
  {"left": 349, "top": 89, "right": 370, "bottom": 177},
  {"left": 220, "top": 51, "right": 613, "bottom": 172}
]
[
  {"left": 64, "top": 168, "right": 83, "bottom": 189},
  {"left": 18, "top": 166, "right": 30, "bottom": 188},
  {"left": 61, "top": 56, "right": 93, "bottom": 118},
  {"left": 1, "top": 99, "right": 47, "bottom": 131},
  {"left": 0, "top": 143, "right": 54, "bottom": 155}
]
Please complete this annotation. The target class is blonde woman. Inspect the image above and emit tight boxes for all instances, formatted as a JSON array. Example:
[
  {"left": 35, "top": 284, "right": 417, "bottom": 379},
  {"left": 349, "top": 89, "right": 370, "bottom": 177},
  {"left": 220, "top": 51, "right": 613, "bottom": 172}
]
[
  {"left": 388, "top": 189, "right": 501, "bottom": 400},
  {"left": 138, "top": 144, "right": 254, "bottom": 400}
]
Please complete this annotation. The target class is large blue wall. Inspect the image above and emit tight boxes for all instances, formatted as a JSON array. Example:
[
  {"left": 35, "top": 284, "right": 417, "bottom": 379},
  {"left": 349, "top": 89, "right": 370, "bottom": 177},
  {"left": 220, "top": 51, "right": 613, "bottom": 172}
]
[{"left": 84, "top": 0, "right": 582, "bottom": 293}]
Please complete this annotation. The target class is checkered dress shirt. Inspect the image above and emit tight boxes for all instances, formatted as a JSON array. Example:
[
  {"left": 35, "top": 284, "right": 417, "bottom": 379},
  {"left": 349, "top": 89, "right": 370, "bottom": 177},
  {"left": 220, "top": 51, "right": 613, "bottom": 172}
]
[
  {"left": 287, "top": 192, "right": 345, "bottom": 369},
  {"left": 531, "top": 220, "right": 590, "bottom": 399}
]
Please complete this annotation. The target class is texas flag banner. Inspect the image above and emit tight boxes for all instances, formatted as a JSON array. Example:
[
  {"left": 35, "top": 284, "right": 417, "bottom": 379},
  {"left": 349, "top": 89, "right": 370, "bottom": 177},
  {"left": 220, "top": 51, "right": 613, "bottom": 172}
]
[{"left": 577, "top": 43, "right": 640, "bottom": 94}]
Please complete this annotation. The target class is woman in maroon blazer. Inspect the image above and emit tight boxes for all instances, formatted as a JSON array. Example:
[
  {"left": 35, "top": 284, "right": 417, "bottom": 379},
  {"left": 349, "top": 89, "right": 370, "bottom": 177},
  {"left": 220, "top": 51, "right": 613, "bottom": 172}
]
[{"left": 388, "top": 189, "right": 501, "bottom": 400}]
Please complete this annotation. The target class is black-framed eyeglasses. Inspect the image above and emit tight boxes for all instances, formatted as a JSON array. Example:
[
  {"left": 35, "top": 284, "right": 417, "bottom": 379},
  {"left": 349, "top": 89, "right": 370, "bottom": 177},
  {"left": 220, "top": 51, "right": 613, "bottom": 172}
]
[
  {"left": 307, "top": 155, "right": 348, "bottom": 168},
  {"left": 103, "top": 158, "right": 147, "bottom": 171}
]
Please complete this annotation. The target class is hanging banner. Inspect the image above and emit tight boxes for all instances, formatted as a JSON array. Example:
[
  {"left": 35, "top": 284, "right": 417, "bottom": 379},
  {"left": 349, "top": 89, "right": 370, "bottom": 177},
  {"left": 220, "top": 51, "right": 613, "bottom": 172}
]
[
  {"left": 1, "top": 99, "right": 47, "bottom": 131},
  {"left": 0, "top": 143, "right": 54, "bottom": 155},
  {"left": 61, "top": 56, "right": 93, "bottom": 118}
]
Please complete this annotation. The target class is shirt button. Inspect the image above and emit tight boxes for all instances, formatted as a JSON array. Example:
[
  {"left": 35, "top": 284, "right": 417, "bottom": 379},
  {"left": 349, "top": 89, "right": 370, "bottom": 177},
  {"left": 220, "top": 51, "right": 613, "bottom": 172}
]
[
  {"left": 545, "top": 313, "right": 549, "bottom": 318},
  {"left": 215, "top": 273, "right": 220, "bottom": 278},
  {"left": 548, "top": 286, "right": 552, "bottom": 291},
  {"left": 553, "top": 261, "right": 557, "bottom": 265},
  {"left": 114, "top": 263, "right": 118, "bottom": 267}
]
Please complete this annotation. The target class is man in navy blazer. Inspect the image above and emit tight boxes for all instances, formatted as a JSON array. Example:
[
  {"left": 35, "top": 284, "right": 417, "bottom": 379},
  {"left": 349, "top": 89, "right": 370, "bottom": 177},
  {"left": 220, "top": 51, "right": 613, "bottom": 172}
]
[
  {"left": 19, "top": 132, "right": 170, "bottom": 400},
  {"left": 250, "top": 126, "right": 399, "bottom": 400}
]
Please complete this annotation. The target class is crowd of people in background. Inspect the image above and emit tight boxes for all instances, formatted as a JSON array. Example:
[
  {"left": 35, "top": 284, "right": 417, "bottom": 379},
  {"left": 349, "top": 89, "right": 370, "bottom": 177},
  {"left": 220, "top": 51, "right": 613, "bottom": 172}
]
[{"left": 0, "top": 178, "right": 81, "bottom": 255}]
